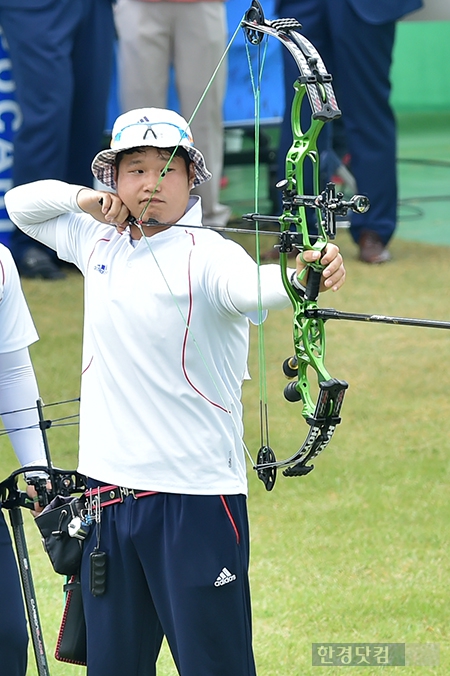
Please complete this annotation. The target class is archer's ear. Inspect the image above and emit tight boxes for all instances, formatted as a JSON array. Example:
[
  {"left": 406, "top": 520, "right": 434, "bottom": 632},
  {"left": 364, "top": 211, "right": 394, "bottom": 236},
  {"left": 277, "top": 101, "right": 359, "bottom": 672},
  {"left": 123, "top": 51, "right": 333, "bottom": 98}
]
[{"left": 188, "top": 163, "right": 196, "bottom": 190}]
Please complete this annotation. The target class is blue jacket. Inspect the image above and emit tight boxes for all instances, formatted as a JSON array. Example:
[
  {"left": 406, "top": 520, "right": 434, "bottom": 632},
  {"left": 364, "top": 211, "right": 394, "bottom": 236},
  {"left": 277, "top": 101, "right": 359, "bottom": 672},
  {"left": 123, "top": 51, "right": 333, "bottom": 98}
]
[
  {"left": 347, "top": 0, "right": 423, "bottom": 24},
  {"left": 275, "top": 0, "right": 423, "bottom": 24},
  {"left": 0, "top": 0, "right": 113, "bottom": 7},
  {"left": 0, "top": 0, "right": 57, "bottom": 7}
]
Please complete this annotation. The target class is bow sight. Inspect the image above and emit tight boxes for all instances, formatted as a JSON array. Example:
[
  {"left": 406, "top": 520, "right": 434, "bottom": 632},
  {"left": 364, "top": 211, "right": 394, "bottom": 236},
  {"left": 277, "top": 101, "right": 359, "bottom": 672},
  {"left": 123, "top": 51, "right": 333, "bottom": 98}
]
[{"left": 244, "top": 181, "right": 370, "bottom": 248}]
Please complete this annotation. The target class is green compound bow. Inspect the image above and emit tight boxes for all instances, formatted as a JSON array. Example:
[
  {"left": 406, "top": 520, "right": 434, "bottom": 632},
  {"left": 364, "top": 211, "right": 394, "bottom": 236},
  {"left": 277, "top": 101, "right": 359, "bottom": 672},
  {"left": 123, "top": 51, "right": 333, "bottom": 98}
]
[{"left": 241, "top": 1, "right": 370, "bottom": 490}]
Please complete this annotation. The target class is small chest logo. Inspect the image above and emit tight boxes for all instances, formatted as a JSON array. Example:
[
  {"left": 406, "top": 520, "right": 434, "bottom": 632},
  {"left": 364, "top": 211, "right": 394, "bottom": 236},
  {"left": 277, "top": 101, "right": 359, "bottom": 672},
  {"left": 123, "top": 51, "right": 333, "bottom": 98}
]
[{"left": 94, "top": 263, "right": 107, "bottom": 275}]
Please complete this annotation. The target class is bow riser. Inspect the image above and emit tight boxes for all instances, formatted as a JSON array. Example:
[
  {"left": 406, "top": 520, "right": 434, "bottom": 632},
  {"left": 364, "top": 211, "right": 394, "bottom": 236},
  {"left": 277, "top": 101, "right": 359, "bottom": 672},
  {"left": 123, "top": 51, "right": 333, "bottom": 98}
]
[{"left": 285, "top": 81, "right": 324, "bottom": 251}]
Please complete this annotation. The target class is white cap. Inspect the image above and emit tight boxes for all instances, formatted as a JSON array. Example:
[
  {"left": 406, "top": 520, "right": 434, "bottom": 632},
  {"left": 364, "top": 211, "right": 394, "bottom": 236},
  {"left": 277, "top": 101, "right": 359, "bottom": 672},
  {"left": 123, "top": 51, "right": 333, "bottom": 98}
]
[{"left": 91, "top": 107, "right": 212, "bottom": 190}]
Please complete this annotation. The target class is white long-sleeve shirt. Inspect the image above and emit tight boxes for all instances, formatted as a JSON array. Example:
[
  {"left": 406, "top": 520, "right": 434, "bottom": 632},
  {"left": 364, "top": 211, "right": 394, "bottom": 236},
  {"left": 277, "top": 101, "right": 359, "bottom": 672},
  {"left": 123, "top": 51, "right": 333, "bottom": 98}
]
[
  {"left": 0, "top": 243, "right": 46, "bottom": 468},
  {"left": 6, "top": 180, "right": 293, "bottom": 495}
]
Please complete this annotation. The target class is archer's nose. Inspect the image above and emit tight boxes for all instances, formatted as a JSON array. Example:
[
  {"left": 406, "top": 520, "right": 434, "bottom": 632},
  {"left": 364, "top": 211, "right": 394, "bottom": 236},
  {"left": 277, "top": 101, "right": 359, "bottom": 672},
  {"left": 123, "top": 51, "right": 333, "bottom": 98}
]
[{"left": 144, "top": 172, "right": 162, "bottom": 194}]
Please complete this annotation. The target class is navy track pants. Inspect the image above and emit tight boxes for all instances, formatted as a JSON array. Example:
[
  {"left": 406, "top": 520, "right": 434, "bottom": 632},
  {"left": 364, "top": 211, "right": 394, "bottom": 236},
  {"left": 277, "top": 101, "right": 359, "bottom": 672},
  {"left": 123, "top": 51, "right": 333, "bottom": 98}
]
[
  {"left": 0, "top": 509, "right": 28, "bottom": 676},
  {"left": 81, "top": 492, "right": 257, "bottom": 676}
]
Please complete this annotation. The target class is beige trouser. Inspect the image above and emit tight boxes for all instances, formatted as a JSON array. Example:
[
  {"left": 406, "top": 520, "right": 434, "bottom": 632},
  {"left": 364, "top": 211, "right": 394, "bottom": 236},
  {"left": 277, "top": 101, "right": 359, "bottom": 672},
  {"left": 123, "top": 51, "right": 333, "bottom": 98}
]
[{"left": 114, "top": 0, "right": 230, "bottom": 226}]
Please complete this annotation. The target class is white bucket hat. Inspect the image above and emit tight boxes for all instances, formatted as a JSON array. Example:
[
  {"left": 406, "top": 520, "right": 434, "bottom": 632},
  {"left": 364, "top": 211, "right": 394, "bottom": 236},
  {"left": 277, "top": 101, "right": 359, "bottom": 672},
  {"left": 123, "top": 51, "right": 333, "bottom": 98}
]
[{"left": 91, "top": 108, "right": 212, "bottom": 190}]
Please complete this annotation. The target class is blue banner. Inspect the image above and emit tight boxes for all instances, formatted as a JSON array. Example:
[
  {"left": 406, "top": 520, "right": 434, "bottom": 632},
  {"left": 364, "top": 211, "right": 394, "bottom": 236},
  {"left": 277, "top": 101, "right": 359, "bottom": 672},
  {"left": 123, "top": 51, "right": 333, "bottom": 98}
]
[
  {"left": 224, "top": 0, "right": 284, "bottom": 125},
  {"left": 0, "top": 27, "right": 20, "bottom": 245}
]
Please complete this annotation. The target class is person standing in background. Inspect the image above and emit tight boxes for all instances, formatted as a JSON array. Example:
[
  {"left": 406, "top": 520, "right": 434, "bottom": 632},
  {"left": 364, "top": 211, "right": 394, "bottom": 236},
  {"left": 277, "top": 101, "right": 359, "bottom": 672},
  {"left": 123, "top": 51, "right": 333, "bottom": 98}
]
[
  {"left": 275, "top": 0, "right": 423, "bottom": 264},
  {"left": 0, "top": 243, "right": 46, "bottom": 675},
  {"left": 114, "top": 0, "right": 231, "bottom": 229},
  {"left": 0, "top": 0, "right": 115, "bottom": 279}
]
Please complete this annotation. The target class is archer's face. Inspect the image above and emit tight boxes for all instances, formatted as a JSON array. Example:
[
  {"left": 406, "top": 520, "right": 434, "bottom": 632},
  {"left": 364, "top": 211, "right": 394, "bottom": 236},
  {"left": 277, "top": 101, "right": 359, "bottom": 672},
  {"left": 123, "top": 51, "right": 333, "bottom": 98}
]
[{"left": 115, "top": 147, "right": 195, "bottom": 236}]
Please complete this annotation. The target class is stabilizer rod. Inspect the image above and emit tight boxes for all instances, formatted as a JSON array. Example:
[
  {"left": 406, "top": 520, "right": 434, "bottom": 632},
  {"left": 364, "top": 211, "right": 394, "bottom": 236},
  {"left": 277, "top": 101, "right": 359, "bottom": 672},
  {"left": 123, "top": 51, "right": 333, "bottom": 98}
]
[{"left": 306, "top": 307, "right": 450, "bottom": 330}]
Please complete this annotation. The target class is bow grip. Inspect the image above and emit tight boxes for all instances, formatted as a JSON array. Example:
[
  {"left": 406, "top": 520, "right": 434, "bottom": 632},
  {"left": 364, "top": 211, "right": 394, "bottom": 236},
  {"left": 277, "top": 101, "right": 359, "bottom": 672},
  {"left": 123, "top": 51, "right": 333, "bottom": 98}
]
[{"left": 305, "top": 265, "right": 322, "bottom": 301}]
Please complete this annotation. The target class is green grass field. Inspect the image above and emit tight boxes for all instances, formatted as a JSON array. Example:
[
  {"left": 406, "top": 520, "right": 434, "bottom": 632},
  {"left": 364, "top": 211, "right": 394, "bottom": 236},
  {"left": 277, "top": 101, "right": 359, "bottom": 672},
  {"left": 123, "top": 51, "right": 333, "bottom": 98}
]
[{"left": 1, "top": 228, "right": 449, "bottom": 675}]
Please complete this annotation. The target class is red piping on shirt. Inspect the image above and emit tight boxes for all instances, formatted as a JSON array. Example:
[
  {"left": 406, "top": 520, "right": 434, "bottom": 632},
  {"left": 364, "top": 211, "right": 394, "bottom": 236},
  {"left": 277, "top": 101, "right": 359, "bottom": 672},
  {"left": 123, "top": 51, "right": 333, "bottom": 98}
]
[
  {"left": 82, "top": 238, "right": 110, "bottom": 376},
  {"left": 86, "top": 237, "right": 111, "bottom": 270},
  {"left": 81, "top": 355, "right": 93, "bottom": 375},
  {"left": 181, "top": 231, "right": 228, "bottom": 412}
]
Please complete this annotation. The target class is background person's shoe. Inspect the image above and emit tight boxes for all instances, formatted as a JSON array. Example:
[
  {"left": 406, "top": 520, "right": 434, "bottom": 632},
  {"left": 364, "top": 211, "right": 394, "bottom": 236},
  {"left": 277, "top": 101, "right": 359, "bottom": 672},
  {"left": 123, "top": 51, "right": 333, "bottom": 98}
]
[
  {"left": 18, "top": 247, "right": 66, "bottom": 279},
  {"left": 358, "top": 230, "right": 391, "bottom": 264}
]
